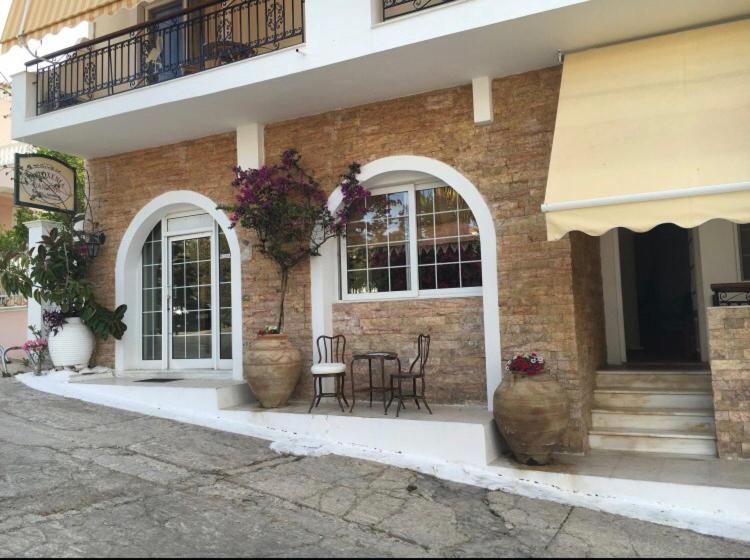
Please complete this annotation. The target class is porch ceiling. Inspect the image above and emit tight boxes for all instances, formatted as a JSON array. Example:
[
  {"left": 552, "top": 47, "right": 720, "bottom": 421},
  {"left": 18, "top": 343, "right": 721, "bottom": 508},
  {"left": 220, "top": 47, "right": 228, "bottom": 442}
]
[{"left": 14, "top": 0, "right": 750, "bottom": 159}]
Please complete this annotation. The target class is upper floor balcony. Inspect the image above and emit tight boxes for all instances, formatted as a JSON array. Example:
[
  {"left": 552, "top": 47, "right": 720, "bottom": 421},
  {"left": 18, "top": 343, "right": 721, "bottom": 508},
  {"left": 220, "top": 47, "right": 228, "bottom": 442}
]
[{"left": 10, "top": 0, "right": 750, "bottom": 158}]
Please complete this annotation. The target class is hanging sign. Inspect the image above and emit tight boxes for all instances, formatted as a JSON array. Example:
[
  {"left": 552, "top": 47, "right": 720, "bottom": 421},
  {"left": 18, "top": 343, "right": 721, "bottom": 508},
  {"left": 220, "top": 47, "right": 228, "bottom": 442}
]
[{"left": 14, "top": 153, "right": 79, "bottom": 214}]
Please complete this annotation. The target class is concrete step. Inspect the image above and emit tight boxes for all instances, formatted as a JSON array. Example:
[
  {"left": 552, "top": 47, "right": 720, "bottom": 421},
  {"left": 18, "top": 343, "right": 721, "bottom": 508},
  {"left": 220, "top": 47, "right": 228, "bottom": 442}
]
[
  {"left": 589, "top": 428, "right": 717, "bottom": 456},
  {"left": 593, "top": 389, "right": 714, "bottom": 410},
  {"left": 591, "top": 407, "right": 716, "bottom": 432},
  {"left": 596, "top": 370, "right": 712, "bottom": 391}
]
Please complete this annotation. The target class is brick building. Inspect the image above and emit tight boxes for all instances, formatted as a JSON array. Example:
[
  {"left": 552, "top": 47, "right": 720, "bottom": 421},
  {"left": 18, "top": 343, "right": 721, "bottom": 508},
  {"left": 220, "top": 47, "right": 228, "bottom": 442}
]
[{"left": 4, "top": 0, "right": 750, "bottom": 459}]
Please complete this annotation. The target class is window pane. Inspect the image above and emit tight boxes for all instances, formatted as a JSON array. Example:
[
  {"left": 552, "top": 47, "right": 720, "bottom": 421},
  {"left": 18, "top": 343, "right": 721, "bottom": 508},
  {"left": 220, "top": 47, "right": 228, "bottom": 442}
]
[
  {"left": 185, "top": 336, "right": 200, "bottom": 359},
  {"left": 461, "top": 262, "right": 483, "bottom": 288},
  {"left": 417, "top": 215, "right": 434, "bottom": 240},
  {"left": 219, "top": 258, "right": 231, "bottom": 283},
  {"left": 419, "top": 265, "right": 436, "bottom": 290},
  {"left": 436, "top": 241, "right": 460, "bottom": 263},
  {"left": 199, "top": 335, "right": 212, "bottom": 359},
  {"left": 388, "top": 192, "right": 408, "bottom": 218},
  {"left": 437, "top": 264, "right": 461, "bottom": 289},
  {"left": 220, "top": 334, "right": 232, "bottom": 360},
  {"left": 390, "top": 267, "right": 409, "bottom": 291},
  {"left": 460, "top": 238, "right": 481, "bottom": 261},
  {"left": 418, "top": 241, "right": 435, "bottom": 265},
  {"left": 387, "top": 218, "right": 408, "bottom": 242},
  {"left": 389, "top": 244, "right": 408, "bottom": 267},
  {"left": 434, "top": 211, "right": 458, "bottom": 239},
  {"left": 434, "top": 186, "right": 459, "bottom": 212},
  {"left": 458, "top": 210, "right": 479, "bottom": 237},
  {"left": 347, "top": 270, "right": 368, "bottom": 294},
  {"left": 369, "top": 269, "right": 389, "bottom": 293},
  {"left": 142, "top": 224, "right": 162, "bottom": 361},
  {"left": 346, "top": 222, "right": 366, "bottom": 245},
  {"left": 218, "top": 230, "right": 230, "bottom": 255},
  {"left": 368, "top": 218, "right": 388, "bottom": 245},
  {"left": 198, "top": 261, "right": 210, "bottom": 285},
  {"left": 417, "top": 189, "right": 434, "bottom": 214},
  {"left": 368, "top": 245, "right": 389, "bottom": 268},
  {"left": 347, "top": 246, "right": 367, "bottom": 270},
  {"left": 172, "top": 335, "right": 186, "bottom": 359}
]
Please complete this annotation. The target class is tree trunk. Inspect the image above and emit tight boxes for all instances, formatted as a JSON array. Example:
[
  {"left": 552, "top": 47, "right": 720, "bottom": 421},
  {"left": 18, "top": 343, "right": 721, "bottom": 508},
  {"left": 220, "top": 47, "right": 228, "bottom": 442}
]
[{"left": 277, "top": 266, "right": 289, "bottom": 333}]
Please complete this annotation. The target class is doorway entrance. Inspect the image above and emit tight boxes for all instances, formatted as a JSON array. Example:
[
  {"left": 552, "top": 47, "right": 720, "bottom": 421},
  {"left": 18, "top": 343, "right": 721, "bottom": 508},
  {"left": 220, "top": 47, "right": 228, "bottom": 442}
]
[
  {"left": 140, "top": 210, "right": 234, "bottom": 371},
  {"left": 620, "top": 224, "right": 700, "bottom": 363}
]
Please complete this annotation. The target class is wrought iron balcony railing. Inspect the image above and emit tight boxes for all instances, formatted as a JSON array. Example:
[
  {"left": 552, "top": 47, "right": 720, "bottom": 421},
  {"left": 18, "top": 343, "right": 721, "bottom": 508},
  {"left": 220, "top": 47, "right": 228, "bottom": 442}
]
[
  {"left": 27, "top": 0, "right": 305, "bottom": 116},
  {"left": 382, "top": 0, "right": 458, "bottom": 21}
]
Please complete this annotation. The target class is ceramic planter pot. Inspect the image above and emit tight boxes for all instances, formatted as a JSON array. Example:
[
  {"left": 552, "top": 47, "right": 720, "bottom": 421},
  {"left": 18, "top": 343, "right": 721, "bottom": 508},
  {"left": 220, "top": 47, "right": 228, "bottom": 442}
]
[
  {"left": 244, "top": 334, "right": 302, "bottom": 408},
  {"left": 493, "top": 370, "right": 569, "bottom": 465},
  {"left": 48, "top": 317, "right": 95, "bottom": 370}
]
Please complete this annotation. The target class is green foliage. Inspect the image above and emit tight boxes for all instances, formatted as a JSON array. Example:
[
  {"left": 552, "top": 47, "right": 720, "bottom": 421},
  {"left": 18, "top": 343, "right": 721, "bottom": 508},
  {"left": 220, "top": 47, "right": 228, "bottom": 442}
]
[{"left": 0, "top": 213, "right": 127, "bottom": 340}]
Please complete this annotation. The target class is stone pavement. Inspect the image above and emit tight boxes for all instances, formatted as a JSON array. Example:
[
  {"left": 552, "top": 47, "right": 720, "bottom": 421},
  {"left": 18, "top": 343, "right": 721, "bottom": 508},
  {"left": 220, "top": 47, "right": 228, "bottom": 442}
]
[{"left": 1, "top": 379, "right": 748, "bottom": 558}]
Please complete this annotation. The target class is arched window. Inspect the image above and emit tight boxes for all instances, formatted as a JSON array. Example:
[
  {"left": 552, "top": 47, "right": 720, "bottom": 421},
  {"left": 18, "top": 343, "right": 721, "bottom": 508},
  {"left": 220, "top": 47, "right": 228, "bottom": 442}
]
[{"left": 342, "top": 182, "right": 482, "bottom": 299}]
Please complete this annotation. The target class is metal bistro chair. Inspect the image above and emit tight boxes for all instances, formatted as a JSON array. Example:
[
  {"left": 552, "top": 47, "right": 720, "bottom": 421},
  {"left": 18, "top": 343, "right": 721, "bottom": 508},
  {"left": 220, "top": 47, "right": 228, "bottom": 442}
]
[
  {"left": 386, "top": 334, "right": 433, "bottom": 418},
  {"left": 309, "top": 335, "right": 349, "bottom": 413}
]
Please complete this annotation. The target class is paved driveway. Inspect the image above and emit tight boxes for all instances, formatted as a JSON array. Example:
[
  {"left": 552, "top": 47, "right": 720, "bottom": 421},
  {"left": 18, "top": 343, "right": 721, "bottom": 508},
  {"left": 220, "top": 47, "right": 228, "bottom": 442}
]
[{"left": 1, "top": 379, "right": 749, "bottom": 558}]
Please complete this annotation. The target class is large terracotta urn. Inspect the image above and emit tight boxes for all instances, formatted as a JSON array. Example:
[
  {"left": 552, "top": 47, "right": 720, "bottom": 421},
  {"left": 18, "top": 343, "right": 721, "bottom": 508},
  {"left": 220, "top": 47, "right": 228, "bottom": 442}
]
[
  {"left": 493, "top": 371, "right": 569, "bottom": 465},
  {"left": 244, "top": 334, "right": 302, "bottom": 408}
]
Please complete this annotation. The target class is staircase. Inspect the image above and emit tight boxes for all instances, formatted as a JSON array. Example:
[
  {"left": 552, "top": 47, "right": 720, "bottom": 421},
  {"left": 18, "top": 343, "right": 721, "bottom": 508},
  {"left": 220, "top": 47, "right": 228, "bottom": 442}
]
[{"left": 589, "top": 367, "right": 717, "bottom": 456}]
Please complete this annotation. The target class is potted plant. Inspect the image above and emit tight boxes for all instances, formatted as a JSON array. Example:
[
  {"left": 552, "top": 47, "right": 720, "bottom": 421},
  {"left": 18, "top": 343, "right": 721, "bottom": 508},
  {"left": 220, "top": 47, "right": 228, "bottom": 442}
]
[
  {"left": 22, "top": 327, "right": 49, "bottom": 376},
  {"left": 0, "top": 213, "right": 127, "bottom": 369},
  {"left": 224, "top": 149, "right": 368, "bottom": 408},
  {"left": 493, "top": 353, "right": 570, "bottom": 465}
]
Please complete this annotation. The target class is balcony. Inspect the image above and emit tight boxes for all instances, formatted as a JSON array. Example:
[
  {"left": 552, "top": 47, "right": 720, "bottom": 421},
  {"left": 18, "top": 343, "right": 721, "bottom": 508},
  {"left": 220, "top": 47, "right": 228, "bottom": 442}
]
[
  {"left": 382, "top": 0, "right": 459, "bottom": 21},
  {"left": 12, "top": 0, "right": 750, "bottom": 159},
  {"left": 28, "top": 0, "right": 305, "bottom": 116}
]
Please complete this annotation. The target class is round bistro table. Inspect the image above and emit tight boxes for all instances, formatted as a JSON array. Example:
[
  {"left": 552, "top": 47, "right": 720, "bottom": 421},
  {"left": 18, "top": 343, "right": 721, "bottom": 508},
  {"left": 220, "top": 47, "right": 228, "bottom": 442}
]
[{"left": 349, "top": 351, "right": 401, "bottom": 414}]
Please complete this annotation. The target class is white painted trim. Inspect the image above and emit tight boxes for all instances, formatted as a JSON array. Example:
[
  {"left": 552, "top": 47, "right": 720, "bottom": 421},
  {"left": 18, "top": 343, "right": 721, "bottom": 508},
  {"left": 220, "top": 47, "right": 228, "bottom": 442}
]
[
  {"left": 600, "top": 229, "right": 627, "bottom": 365},
  {"left": 542, "top": 181, "right": 750, "bottom": 213},
  {"left": 114, "top": 191, "right": 244, "bottom": 380},
  {"left": 311, "top": 156, "right": 502, "bottom": 409},
  {"left": 472, "top": 76, "right": 494, "bottom": 125}
]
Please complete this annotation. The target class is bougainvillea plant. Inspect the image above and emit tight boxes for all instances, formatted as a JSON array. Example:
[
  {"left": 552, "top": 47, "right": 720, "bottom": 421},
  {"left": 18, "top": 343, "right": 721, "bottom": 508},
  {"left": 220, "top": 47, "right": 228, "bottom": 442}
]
[
  {"left": 505, "top": 352, "right": 546, "bottom": 376},
  {"left": 225, "top": 149, "right": 370, "bottom": 333}
]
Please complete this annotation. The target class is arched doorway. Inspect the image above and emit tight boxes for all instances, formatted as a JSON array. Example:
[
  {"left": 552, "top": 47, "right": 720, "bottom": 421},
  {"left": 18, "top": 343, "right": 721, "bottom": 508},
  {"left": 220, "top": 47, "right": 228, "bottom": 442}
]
[
  {"left": 311, "top": 156, "right": 501, "bottom": 409},
  {"left": 115, "top": 191, "right": 244, "bottom": 380}
]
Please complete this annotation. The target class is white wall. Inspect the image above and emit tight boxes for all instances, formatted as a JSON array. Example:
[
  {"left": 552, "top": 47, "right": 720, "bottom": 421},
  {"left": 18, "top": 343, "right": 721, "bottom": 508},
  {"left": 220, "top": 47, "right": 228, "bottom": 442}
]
[{"left": 694, "top": 220, "right": 742, "bottom": 359}]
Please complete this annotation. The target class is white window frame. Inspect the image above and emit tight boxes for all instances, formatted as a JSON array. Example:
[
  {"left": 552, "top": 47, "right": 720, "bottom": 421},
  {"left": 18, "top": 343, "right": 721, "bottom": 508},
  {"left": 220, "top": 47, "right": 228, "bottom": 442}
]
[{"left": 340, "top": 181, "right": 483, "bottom": 302}]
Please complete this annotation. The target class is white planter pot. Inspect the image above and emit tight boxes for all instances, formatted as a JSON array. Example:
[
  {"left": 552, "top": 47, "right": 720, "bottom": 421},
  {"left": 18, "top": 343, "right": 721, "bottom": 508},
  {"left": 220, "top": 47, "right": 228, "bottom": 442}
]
[{"left": 48, "top": 317, "right": 95, "bottom": 369}]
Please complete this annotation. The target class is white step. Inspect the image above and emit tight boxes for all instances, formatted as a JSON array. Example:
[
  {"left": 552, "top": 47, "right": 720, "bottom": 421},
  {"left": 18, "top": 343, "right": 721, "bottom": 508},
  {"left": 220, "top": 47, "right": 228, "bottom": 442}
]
[
  {"left": 591, "top": 407, "right": 715, "bottom": 432},
  {"left": 594, "top": 389, "right": 714, "bottom": 410},
  {"left": 596, "top": 370, "right": 712, "bottom": 391},
  {"left": 589, "top": 428, "right": 717, "bottom": 456}
]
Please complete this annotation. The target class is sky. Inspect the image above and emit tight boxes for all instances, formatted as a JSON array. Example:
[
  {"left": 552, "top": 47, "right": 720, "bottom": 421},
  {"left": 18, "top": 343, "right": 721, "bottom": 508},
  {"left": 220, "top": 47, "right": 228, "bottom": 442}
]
[{"left": 0, "top": 0, "right": 88, "bottom": 84}]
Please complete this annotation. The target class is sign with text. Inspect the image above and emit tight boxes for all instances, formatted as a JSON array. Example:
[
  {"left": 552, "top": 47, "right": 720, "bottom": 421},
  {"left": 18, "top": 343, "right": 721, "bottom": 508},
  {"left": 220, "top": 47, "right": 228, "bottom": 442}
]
[{"left": 14, "top": 153, "right": 78, "bottom": 215}]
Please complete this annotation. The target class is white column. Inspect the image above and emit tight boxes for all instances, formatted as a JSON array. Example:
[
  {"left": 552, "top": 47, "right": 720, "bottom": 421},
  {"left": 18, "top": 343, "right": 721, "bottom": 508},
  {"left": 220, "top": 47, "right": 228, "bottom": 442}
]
[
  {"left": 236, "top": 123, "right": 265, "bottom": 170},
  {"left": 472, "top": 76, "right": 494, "bottom": 126},
  {"left": 600, "top": 229, "right": 626, "bottom": 365},
  {"left": 24, "top": 220, "right": 61, "bottom": 336}
]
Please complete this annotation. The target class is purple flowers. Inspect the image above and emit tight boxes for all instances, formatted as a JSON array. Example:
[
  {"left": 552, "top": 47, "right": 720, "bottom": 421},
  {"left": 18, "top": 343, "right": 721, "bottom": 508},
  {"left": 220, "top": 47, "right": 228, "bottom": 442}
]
[{"left": 222, "top": 149, "right": 369, "bottom": 332}]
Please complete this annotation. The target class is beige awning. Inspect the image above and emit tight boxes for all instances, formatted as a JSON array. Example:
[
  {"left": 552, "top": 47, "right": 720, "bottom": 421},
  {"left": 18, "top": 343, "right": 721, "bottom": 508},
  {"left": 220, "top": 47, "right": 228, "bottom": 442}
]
[
  {"left": 543, "top": 19, "right": 750, "bottom": 241},
  {"left": 1, "top": 0, "right": 145, "bottom": 52}
]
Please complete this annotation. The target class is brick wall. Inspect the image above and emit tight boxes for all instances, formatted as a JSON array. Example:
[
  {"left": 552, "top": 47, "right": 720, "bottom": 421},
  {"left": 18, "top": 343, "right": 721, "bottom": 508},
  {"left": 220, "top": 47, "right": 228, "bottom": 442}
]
[
  {"left": 708, "top": 306, "right": 750, "bottom": 460},
  {"left": 332, "top": 297, "right": 485, "bottom": 405},
  {"left": 264, "top": 66, "right": 606, "bottom": 450},
  {"left": 87, "top": 65, "right": 606, "bottom": 451}
]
